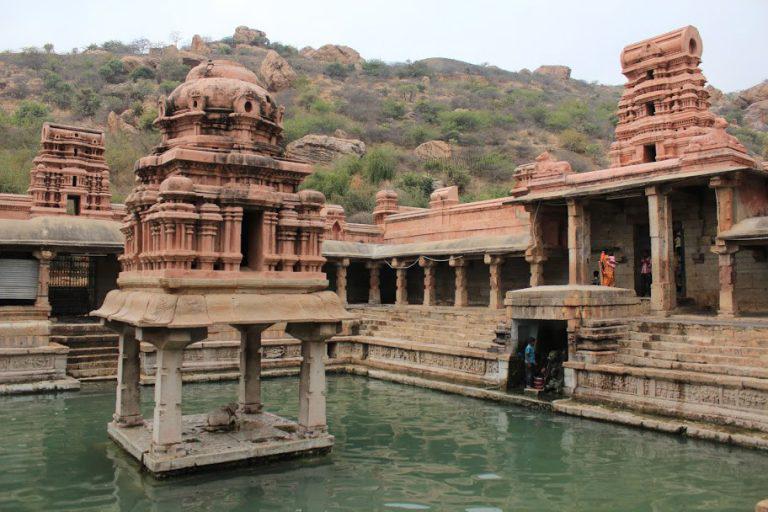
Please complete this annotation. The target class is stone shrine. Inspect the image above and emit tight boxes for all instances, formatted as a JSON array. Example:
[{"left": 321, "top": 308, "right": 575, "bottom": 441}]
[{"left": 93, "top": 60, "right": 351, "bottom": 475}]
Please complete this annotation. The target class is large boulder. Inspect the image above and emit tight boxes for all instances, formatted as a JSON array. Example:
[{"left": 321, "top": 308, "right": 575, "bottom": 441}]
[
  {"left": 259, "top": 50, "right": 296, "bottom": 92},
  {"left": 286, "top": 134, "right": 366, "bottom": 164},
  {"left": 300, "top": 44, "right": 362, "bottom": 66},
  {"left": 107, "top": 111, "right": 137, "bottom": 134},
  {"left": 737, "top": 80, "right": 768, "bottom": 106},
  {"left": 534, "top": 65, "right": 571, "bottom": 80},
  {"left": 414, "top": 140, "right": 453, "bottom": 160},
  {"left": 744, "top": 100, "right": 768, "bottom": 131},
  {"left": 233, "top": 26, "right": 268, "bottom": 46}
]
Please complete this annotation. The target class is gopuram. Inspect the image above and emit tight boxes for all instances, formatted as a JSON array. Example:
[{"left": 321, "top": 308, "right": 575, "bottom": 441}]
[{"left": 92, "top": 60, "right": 351, "bottom": 475}]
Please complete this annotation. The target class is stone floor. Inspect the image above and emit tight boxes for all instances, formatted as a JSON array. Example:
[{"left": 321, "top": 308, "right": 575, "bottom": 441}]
[{"left": 108, "top": 411, "right": 334, "bottom": 476}]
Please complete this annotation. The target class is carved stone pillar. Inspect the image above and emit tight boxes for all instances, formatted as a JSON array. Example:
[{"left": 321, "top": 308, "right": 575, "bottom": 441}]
[
  {"left": 113, "top": 324, "right": 142, "bottom": 427},
  {"left": 646, "top": 186, "right": 676, "bottom": 314},
  {"left": 335, "top": 258, "right": 349, "bottom": 305},
  {"left": 525, "top": 203, "right": 547, "bottom": 287},
  {"left": 285, "top": 323, "right": 339, "bottom": 435},
  {"left": 450, "top": 256, "right": 468, "bottom": 307},
  {"left": 32, "top": 250, "right": 55, "bottom": 309},
  {"left": 392, "top": 258, "right": 408, "bottom": 306},
  {"left": 366, "top": 261, "right": 381, "bottom": 305},
  {"left": 567, "top": 198, "right": 590, "bottom": 285},
  {"left": 418, "top": 257, "right": 436, "bottom": 306},
  {"left": 484, "top": 254, "right": 504, "bottom": 309},
  {"left": 237, "top": 325, "right": 267, "bottom": 414},
  {"left": 710, "top": 176, "right": 739, "bottom": 317}
]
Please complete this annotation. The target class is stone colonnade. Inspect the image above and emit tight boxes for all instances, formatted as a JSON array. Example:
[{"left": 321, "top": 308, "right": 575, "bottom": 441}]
[
  {"left": 111, "top": 321, "right": 336, "bottom": 456},
  {"left": 562, "top": 177, "right": 741, "bottom": 317},
  {"left": 330, "top": 253, "right": 526, "bottom": 309}
]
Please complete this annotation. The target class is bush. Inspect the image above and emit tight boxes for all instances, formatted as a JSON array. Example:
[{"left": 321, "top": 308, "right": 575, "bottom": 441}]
[
  {"left": 139, "top": 107, "right": 158, "bottom": 130},
  {"left": 99, "top": 58, "right": 127, "bottom": 83},
  {"left": 324, "top": 62, "right": 353, "bottom": 80},
  {"left": 361, "top": 59, "right": 390, "bottom": 78},
  {"left": 362, "top": 146, "right": 398, "bottom": 183},
  {"left": 414, "top": 100, "right": 444, "bottom": 124},
  {"left": 559, "top": 128, "right": 590, "bottom": 154},
  {"left": 380, "top": 99, "right": 406, "bottom": 120},
  {"left": 438, "top": 109, "right": 492, "bottom": 133},
  {"left": 157, "top": 58, "right": 189, "bottom": 82},
  {"left": 75, "top": 88, "right": 100, "bottom": 118},
  {"left": 130, "top": 66, "right": 155, "bottom": 81},
  {"left": 11, "top": 101, "right": 50, "bottom": 126},
  {"left": 404, "top": 124, "right": 440, "bottom": 146},
  {"left": 41, "top": 71, "right": 73, "bottom": 109},
  {"left": 282, "top": 112, "right": 352, "bottom": 142},
  {"left": 159, "top": 80, "right": 181, "bottom": 94}
]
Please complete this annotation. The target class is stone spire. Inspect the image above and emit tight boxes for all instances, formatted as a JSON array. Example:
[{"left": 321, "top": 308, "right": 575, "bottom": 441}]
[
  {"left": 28, "top": 123, "right": 112, "bottom": 218},
  {"left": 609, "top": 26, "right": 717, "bottom": 167}
]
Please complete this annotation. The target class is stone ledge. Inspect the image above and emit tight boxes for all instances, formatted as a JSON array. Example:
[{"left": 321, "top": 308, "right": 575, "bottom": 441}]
[
  {"left": 0, "top": 342, "right": 69, "bottom": 356},
  {"left": 553, "top": 398, "right": 768, "bottom": 451},
  {"left": 565, "top": 361, "right": 768, "bottom": 392},
  {"left": 0, "top": 377, "right": 80, "bottom": 395},
  {"left": 333, "top": 335, "right": 508, "bottom": 360}
]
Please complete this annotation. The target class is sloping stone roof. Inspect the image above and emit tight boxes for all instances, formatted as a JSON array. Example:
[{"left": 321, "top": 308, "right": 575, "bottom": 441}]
[
  {"left": 322, "top": 233, "right": 531, "bottom": 260},
  {"left": 719, "top": 216, "right": 768, "bottom": 242},
  {"left": 0, "top": 216, "right": 123, "bottom": 250}
]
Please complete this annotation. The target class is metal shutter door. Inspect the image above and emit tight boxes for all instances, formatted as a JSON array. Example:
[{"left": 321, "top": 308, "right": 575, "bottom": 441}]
[{"left": 0, "top": 259, "right": 39, "bottom": 300}]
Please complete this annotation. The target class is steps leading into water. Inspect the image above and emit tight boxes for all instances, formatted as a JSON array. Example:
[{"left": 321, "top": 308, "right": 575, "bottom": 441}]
[{"left": 51, "top": 322, "right": 118, "bottom": 381}]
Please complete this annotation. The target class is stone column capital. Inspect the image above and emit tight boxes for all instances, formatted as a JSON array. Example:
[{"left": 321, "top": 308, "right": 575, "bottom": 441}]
[
  {"left": 418, "top": 256, "right": 437, "bottom": 268},
  {"left": 484, "top": 253, "right": 504, "bottom": 265},
  {"left": 33, "top": 249, "right": 56, "bottom": 262},
  {"left": 286, "top": 322, "right": 340, "bottom": 343},
  {"left": 365, "top": 260, "right": 381, "bottom": 270},
  {"left": 448, "top": 255, "right": 467, "bottom": 267}
]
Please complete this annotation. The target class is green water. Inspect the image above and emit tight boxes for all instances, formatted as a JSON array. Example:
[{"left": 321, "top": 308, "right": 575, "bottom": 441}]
[{"left": 0, "top": 376, "right": 766, "bottom": 512}]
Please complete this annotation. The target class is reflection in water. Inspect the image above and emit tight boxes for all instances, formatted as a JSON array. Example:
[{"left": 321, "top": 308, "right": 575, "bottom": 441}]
[{"left": 0, "top": 375, "right": 766, "bottom": 511}]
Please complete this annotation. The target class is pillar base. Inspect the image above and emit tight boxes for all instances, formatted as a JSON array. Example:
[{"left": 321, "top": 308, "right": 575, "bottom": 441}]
[
  {"left": 113, "top": 414, "right": 144, "bottom": 428},
  {"left": 108, "top": 410, "right": 333, "bottom": 477}
]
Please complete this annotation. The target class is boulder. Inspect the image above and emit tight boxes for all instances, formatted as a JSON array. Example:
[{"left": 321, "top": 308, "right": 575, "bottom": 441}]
[
  {"left": 301, "top": 44, "right": 362, "bottom": 66},
  {"left": 534, "top": 65, "right": 571, "bottom": 80},
  {"left": 233, "top": 26, "right": 268, "bottom": 46},
  {"left": 744, "top": 99, "right": 768, "bottom": 131},
  {"left": 120, "top": 55, "right": 144, "bottom": 72},
  {"left": 286, "top": 134, "right": 366, "bottom": 164},
  {"left": 259, "top": 50, "right": 296, "bottom": 92},
  {"left": 738, "top": 80, "right": 768, "bottom": 106},
  {"left": 107, "top": 111, "right": 137, "bottom": 134},
  {"left": 190, "top": 34, "right": 210, "bottom": 55},
  {"left": 414, "top": 140, "right": 453, "bottom": 160}
]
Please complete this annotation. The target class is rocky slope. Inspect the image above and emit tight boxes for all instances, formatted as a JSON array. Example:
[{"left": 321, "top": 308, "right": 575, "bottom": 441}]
[{"left": 0, "top": 26, "right": 765, "bottom": 214}]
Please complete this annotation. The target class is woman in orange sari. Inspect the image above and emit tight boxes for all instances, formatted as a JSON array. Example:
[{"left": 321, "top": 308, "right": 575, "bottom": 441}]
[{"left": 600, "top": 251, "right": 616, "bottom": 287}]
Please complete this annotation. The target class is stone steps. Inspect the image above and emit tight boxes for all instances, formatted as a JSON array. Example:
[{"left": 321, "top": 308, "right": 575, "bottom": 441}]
[
  {"left": 52, "top": 322, "right": 120, "bottom": 381},
  {"left": 619, "top": 346, "right": 767, "bottom": 370},
  {"left": 619, "top": 338, "right": 768, "bottom": 358},
  {"left": 616, "top": 354, "right": 768, "bottom": 380}
]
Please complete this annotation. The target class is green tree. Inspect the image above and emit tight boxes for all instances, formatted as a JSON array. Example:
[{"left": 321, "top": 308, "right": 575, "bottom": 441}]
[
  {"left": 75, "top": 88, "right": 101, "bottom": 118},
  {"left": 99, "top": 58, "right": 127, "bottom": 83},
  {"left": 130, "top": 66, "right": 155, "bottom": 81},
  {"left": 11, "top": 101, "right": 50, "bottom": 126},
  {"left": 324, "top": 62, "right": 352, "bottom": 80}
]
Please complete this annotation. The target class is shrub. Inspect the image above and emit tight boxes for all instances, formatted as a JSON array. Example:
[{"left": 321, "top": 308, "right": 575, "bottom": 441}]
[
  {"left": 282, "top": 112, "right": 351, "bottom": 142},
  {"left": 157, "top": 58, "right": 189, "bottom": 82},
  {"left": 361, "top": 59, "right": 390, "bottom": 78},
  {"left": 438, "top": 109, "right": 492, "bottom": 133},
  {"left": 414, "top": 100, "right": 444, "bottom": 123},
  {"left": 130, "top": 66, "right": 155, "bottom": 81},
  {"left": 362, "top": 146, "right": 397, "bottom": 183},
  {"left": 11, "top": 101, "right": 50, "bottom": 126},
  {"left": 380, "top": 99, "right": 406, "bottom": 120},
  {"left": 324, "top": 62, "right": 353, "bottom": 80},
  {"left": 99, "top": 58, "right": 127, "bottom": 83},
  {"left": 159, "top": 80, "right": 181, "bottom": 94},
  {"left": 559, "top": 128, "right": 590, "bottom": 154},
  {"left": 404, "top": 124, "right": 440, "bottom": 146},
  {"left": 139, "top": 107, "right": 158, "bottom": 130},
  {"left": 75, "top": 88, "right": 100, "bottom": 118}
]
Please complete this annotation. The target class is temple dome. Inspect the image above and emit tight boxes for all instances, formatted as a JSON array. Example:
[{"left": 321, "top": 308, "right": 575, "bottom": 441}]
[{"left": 164, "top": 60, "right": 278, "bottom": 120}]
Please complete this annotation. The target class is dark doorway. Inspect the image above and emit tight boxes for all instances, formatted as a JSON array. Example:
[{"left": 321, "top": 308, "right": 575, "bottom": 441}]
[
  {"left": 347, "top": 262, "right": 369, "bottom": 304},
  {"left": 379, "top": 265, "right": 396, "bottom": 305},
  {"left": 633, "top": 224, "right": 651, "bottom": 296},
  {"left": 673, "top": 221, "right": 686, "bottom": 298},
  {"left": 509, "top": 319, "right": 568, "bottom": 391},
  {"left": 322, "top": 263, "right": 337, "bottom": 292},
  {"left": 66, "top": 195, "right": 81, "bottom": 215},
  {"left": 50, "top": 254, "right": 96, "bottom": 317},
  {"left": 406, "top": 265, "right": 424, "bottom": 305},
  {"left": 643, "top": 144, "right": 657, "bottom": 163},
  {"left": 240, "top": 210, "right": 264, "bottom": 270}
]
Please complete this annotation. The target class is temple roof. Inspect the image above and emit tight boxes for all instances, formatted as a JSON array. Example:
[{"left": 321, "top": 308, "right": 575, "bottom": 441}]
[
  {"left": 322, "top": 233, "right": 530, "bottom": 260},
  {"left": 0, "top": 216, "right": 123, "bottom": 251}
]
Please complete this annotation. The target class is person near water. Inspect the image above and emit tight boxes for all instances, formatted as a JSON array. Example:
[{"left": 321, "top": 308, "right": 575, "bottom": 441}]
[
  {"left": 524, "top": 337, "right": 536, "bottom": 388},
  {"left": 600, "top": 250, "right": 616, "bottom": 287},
  {"left": 640, "top": 252, "right": 652, "bottom": 297}
]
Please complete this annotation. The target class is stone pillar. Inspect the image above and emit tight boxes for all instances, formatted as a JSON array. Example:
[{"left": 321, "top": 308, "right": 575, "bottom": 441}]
[
  {"left": 237, "top": 325, "right": 267, "bottom": 414},
  {"left": 286, "top": 323, "right": 339, "bottom": 435},
  {"left": 646, "top": 186, "right": 676, "bottom": 314},
  {"left": 715, "top": 247, "right": 739, "bottom": 317},
  {"left": 710, "top": 177, "right": 739, "bottom": 317},
  {"left": 335, "top": 258, "right": 349, "bottom": 305},
  {"left": 113, "top": 324, "right": 142, "bottom": 427},
  {"left": 450, "top": 256, "right": 468, "bottom": 307},
  {"left": 392, "top": 258, "right": 408, "bottom": 306},
  {"left": 418, "top": 257, "right": 436, "bottom": 306},
  {"left": 484, "top": 254, "right": 504, "bottom": 309},
  {"left": 32, "top": 250, "right": 55, "bottom": 309},
  {"left": 366, "top": 261, "right": 381, "bottom": 305},
  {"left": 137, "top": 327, "right": 206, "bottom": 456},
  {"left": 525, "top": 203, "right": 547, "bottom": 287},
  {"left": 567, "top": 199, "right": 590, "bottom": 285}
]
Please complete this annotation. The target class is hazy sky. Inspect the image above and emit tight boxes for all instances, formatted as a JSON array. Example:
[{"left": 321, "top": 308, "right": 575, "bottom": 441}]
[{"left": 2, "top": 0, "right": 767, "bottom": 91}]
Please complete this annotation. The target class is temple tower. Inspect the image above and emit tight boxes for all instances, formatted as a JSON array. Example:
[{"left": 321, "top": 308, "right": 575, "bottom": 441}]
[
  {"left": 94, "top": 60, "right": 351, "bottom": 476},
  {"left": 609, "top": 26, "right": 717, "bottom": 167},
  {"left": 28, "top": 123, "right": 112, "bottom": 218}
]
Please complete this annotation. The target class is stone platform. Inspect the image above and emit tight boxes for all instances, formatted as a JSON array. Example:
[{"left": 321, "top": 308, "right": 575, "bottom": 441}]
[{"left": 108, "top": 411, "right": 333, "bottom": 477}]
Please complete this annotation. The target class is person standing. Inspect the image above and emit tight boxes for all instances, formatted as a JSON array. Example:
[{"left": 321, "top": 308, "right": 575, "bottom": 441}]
[
  {"left": 600, "top": 251, "right": 616, "bottom": 287},
  {"left": 524, "top": 337, "right": 537, "bottom": 388},
  {"left": 640, "top": 252, "right": 652, "bottom": 297}
]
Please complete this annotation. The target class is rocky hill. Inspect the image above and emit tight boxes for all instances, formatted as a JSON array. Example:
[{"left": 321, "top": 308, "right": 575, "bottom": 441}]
[{"left": 0, "top": 26, "right": 766, "bottom": 218}]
